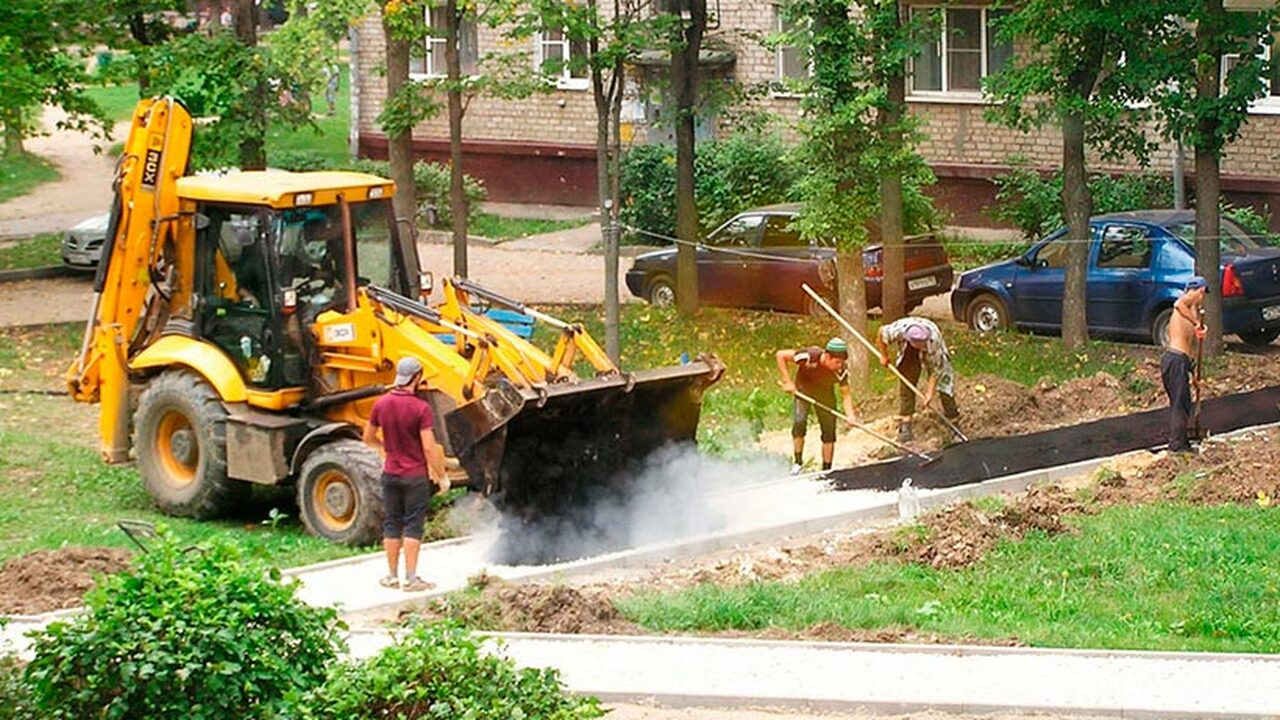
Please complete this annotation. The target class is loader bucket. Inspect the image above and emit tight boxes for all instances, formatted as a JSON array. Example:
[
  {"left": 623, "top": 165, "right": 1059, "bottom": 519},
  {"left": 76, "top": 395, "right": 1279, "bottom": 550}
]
[{"left": 446, "top": 355, "right": 725, "bottom": 563}]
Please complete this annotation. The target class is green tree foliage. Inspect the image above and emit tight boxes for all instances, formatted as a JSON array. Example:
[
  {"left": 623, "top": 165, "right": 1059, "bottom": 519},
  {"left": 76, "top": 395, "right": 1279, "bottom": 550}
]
[
  {"left": 983, "top": 0, "right": 1168, "bottom": 351},
  {"left": 619, "top": 133, "right": 803, "bottom": 243},
  {"left": 281, "top": 621, "right": 604, "bottom": 720},
  {"left": 992, "top": 161, "right": 1173, "bottom": 239},
  {"left": 0, "top": 0, "right": 111, "bottom": 155},
  {"left": 24, "top": 533, "right": 344, "bottom": 720}
]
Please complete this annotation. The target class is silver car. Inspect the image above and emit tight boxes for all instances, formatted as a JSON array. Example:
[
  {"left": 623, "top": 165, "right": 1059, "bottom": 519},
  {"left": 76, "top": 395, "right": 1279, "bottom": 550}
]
[{"left": 61, "top": 213, "right": 110, "bottom": 270}]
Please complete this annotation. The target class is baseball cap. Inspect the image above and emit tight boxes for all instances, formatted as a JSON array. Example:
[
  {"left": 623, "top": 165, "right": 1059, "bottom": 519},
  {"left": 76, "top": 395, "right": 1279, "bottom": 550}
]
[
  {"left": 905, "top": 324, "right": 931, "bottom": 343},
  {"left": 825, "top": 337, "right": 848, "bottom": 355},
  {"left": 1186, "top": 276, "right": 1208, "bottom": 291},
  {"left": 392, "top": 356, "right": 424, "bottom": 387}
]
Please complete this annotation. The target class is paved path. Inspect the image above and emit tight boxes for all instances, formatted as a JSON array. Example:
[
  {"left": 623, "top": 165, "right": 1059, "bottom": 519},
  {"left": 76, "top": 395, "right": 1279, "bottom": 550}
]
[{"left": 344, "top": 631, "right": 1280, "bottom": 719}]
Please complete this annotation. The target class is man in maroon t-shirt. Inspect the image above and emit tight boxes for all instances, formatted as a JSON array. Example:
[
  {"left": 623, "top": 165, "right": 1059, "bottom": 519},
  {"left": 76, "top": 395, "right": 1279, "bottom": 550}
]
[
  {"left": 363, "top": 357, "right": 448, "bottom": 592},
  {"left": 776, "top": 337, "right": 856, "bottom": 474}
]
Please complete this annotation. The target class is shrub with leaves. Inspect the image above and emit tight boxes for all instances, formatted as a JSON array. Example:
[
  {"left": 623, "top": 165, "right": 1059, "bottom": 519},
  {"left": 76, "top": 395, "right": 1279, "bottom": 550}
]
[
  {"left": 0, "top": 653, "right": 34, "bottom": 720},
  {"left": 23, "top": 532, "right": 345, "bottom": 720},
  {"left": 282, "top": 621, "right": 603, "bottom": 720},
  {"left": 990, "top": 159, "right": 1172, "bottom": 239}
]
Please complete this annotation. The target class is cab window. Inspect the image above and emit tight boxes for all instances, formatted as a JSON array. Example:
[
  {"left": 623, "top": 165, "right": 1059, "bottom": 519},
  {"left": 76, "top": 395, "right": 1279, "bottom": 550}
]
[
  {"left": 1096, "top": 225, "right": 1153, "bottom": 269},
  {"left": 709, "top": 215, "right": 764, "bottom": 247},
  {"left": 1032, "top": 236, "right": 1070, "bottom": 269},
  {"left": 761, "top": 214, "right": 804, "bottom": 248}
]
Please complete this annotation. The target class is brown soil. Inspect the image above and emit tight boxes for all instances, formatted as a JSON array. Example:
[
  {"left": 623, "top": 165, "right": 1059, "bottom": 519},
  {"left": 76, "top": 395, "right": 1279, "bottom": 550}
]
[
  {"left": 413, "top": 573, "right": 642, "bottom": 636},
  {"left": 1094, "top": 428, "right": 1280, "bottom": 507},
  {"left": 0, "top": 547, "right": 132, "bottom": 615}
]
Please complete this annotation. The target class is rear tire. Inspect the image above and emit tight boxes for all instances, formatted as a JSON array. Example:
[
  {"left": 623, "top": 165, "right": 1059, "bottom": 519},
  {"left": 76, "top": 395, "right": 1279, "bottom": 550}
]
[
  {"left": 297, "top": 439, "right": 383, "bottom": 546},
  {"left": 967, "top": 294, "right": 1009, "bottom": 333},
  {"left": 1238, "top": 327, "right": 1280, "bottom": 346},
  {"left": 134, "top": 370, "right": 248, "bottom": 518},
  {"left": 1151, "top": 307, "right": 1173, "bottom": 347},
  {"left": 647, "top": 274, "right": 676, "bottom": 307}
]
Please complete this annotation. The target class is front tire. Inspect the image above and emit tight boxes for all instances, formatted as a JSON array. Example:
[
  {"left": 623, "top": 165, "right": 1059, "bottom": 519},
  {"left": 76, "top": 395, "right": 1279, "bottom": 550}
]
[
  {"left": 1151, "top": 307, "right": 1173, "bottom": 347},
  {"left": 297, "top": 439, "right": 383, "bottom": 546},
  {"left": 967, "top": 294, "right": 1009, "bottom": 333},
  {"left": 647, "top": 274, "right": 676, "bottom": 307},
  {"left": 134, "top": 370, "right": 248, "bottom": 518},
  {"left": 1238, "top": 327, "right": 1280, "bottom": 346}
]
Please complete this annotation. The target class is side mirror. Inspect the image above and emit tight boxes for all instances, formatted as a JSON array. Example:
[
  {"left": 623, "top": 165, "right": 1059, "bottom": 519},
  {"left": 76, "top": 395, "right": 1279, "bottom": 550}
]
[
  {"left": 419, "top": 271, "right": 434, "bottom": 301},
  {"left": 195, "top": 213, "right": 210, "bottom": 231},
  {"left": 1015, "top": 254, "right": 1032, "bottom": 268}
]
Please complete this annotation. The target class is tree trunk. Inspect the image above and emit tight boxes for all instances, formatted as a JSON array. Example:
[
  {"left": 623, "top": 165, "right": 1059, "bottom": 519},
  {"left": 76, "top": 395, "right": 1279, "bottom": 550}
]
[
  {"left": 382, "top": 9, "right": 417, "bottom": 231},
  {"left": 128, "top": 12, "right": 153, "bottom": 92},
  {"left": 445, "top": 0, "right": 469, "bottom": 278},
  {"left": 1060, "top": 109, "right": 1091, "bottom": 351},
  {"left": 592, "top": 46, "right": 621, "bottom": 362},
  {"left": 1194, "top": 6, "right": 1224, "bottom": 357},
  {"left": 835, "top": 250, "right": 869, "bottom": 396},
  {"left": 879, "top": 1, "right": 906, "bottom": 323},
  {"left": 2, "top": 108, "right": 24, "bottom": 156},
  {"left": 235, "top": 0, "right": 266, "bottom": 169},
  {"left": 671, "top": 0, "right": 705, "bottom": 317}
]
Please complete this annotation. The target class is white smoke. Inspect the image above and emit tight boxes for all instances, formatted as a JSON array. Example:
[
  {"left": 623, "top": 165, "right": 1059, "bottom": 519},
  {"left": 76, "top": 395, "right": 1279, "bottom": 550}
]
[{"left": 489, "top": 444, "right": 792, "bottom": 565}]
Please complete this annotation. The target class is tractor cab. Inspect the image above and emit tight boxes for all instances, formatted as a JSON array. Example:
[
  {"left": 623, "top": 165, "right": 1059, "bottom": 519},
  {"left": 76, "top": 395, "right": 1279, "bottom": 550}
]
[{"left": 177, "top": 171, "right": 415, "bottom": 391}]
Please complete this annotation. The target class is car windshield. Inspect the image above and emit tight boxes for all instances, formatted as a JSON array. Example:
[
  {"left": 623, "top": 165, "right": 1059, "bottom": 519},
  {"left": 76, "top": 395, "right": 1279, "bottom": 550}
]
[{"left": 1168, "top": 218, "right": 1274, "bottom": 255}]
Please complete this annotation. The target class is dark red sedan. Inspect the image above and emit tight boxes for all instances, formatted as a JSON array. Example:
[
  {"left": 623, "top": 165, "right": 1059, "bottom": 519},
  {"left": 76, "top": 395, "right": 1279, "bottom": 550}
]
[{"left": 625, "top": 204, "right": 954, "bottom": 314}]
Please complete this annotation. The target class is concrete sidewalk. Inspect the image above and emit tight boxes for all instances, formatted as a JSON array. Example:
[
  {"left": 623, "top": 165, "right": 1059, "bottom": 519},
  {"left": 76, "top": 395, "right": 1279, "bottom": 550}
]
[{"left": 345, "top": 631, "right": 1280, "bottom": 718}]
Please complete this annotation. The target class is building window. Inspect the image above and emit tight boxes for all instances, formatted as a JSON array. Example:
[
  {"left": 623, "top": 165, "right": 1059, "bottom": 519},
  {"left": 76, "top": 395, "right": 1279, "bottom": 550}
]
[
  {"left": 775, "top": 6, "right": 809, "bottom": 83},
  {"left": 1222, "top": 36, "right": 1280, "bottom": 111},
  {"left": 409, "top": 6, "right": 478, "bottom": 78},
  {"left": 909, "top": 6, "right": 1011, "bottom": 97},
  {"left": 537, "top": 27, "right": 590, "bottom": 90}
]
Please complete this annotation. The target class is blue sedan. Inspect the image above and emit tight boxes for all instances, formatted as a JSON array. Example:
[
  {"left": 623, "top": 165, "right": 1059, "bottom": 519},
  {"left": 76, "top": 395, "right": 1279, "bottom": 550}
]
[{"left": 951, "top": 210, "right": 1280, "bottom": 346}]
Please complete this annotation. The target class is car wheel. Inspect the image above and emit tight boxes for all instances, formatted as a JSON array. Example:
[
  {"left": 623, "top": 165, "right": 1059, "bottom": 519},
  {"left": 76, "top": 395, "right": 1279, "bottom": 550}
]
[
  {"left": 967, "top": 294, "right": 1009, "bottom": 333},
  {"left": 1238, "top": 327, "right": 1280, "bottom": 346},
  {"left": 1151, "top": 307, "right": 1173, "bottom": 347},
  {"left": 803, "top": 291, "right": 836, "bottom": 318},
  {"left": 647, "top": 275, "right": 676, "bottom": 307}
]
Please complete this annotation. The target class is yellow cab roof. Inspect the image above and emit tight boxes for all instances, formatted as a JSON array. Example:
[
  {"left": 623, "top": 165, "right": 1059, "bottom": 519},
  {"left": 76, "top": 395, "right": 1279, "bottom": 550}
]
[{"left": 176, "top": 170, "right": 395, "bottom": 208}]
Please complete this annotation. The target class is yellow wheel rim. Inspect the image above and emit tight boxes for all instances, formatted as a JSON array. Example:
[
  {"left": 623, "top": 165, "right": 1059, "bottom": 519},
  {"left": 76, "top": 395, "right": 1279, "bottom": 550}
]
[
  {"left": 312, "top": 469, "right": 357, "bottom": 532},
  {"left": 154, "top": 411, "right": 197, "bottom": 489}
]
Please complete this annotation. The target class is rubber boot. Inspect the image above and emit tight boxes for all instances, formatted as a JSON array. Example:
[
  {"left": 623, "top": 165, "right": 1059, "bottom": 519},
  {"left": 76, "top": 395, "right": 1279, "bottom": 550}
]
[{"left": 897, "top": 420, "right": 913, "bottom": 442}]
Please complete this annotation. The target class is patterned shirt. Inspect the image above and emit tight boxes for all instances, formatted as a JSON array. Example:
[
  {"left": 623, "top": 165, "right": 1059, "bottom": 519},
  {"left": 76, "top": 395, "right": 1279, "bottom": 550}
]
[{"left": 880, "top": 317, "right": 955, "bottom": 396}]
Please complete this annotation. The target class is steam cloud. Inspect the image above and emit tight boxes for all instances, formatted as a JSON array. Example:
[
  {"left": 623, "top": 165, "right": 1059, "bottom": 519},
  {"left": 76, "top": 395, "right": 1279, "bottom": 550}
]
[{"left": 487, "top": 443, "right": 790, "bottom": 566}]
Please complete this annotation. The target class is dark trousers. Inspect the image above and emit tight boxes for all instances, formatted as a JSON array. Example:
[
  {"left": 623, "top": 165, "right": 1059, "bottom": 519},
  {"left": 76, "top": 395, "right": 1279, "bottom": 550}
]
[
  {"left": 1161, "top": 350, "right": 1195, "bottom": 451},
  {"left": 793, "top": 395, "right": 837, "bottom": 443},
  {"left": 381, "top": 473, "right": 433, "bottom": 539},
  {"left": 896, "top": 346, "right": 959, "bottom": 418}
]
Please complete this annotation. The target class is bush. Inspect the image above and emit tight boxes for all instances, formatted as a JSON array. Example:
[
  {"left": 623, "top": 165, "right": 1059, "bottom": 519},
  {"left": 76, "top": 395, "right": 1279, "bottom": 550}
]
[
  {"left": 0, "top": 654, "right": 34, "bottom": 720},
  {"left": 620, "top": 133, "right": 800, "bottom": 244},
  {"left": 281, "top": 621, "right": 604, "bottom": 720},
  {"left": 990, "top": 159, "right": 1173, "bottom": 239},
  {"left": 24, "top": 533, "right": 344, "bottom": 720}
]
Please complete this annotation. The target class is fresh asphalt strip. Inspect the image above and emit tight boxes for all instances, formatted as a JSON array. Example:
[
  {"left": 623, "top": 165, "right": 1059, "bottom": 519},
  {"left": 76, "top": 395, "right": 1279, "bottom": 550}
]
[{"left": 827, "top": 384, "right": 1280, "bottom": 492}]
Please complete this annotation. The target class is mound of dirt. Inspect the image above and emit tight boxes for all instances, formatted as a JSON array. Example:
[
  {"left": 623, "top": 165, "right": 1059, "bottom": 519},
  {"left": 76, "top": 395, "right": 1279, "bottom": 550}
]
[
  {"left": 420, "top": 576, "right": 639, "bottom": 635},
  {"left": 0, "top": 547, "right": 133, "bottom": 615},
  {"left": 1101, "top": 429, "right": 1280, "bottom": 507},
  {"left": 880, "top": 485, "right": 1084, "bottom": 569},
  {"left": 1038, "top": 372, "right": 1131, "bottom": 419}
]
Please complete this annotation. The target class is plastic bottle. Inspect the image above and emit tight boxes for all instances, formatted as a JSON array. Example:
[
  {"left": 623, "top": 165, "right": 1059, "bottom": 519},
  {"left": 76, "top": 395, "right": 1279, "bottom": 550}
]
[
  {"left": 239, "top": 335, "right": 253, "bottom": 359},
  {"left": 897, "top": 477, "right": 921, "bottom": 521}
]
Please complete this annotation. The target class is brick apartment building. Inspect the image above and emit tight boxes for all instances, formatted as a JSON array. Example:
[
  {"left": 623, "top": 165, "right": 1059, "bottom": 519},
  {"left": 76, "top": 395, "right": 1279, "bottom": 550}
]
[{"left": 350, "top": 2, "right": 1280, "bottom": 227}]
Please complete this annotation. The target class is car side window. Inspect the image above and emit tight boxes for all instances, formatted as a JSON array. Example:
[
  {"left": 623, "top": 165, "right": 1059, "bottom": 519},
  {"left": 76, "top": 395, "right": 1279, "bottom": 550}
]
[
  {"left": 709, "top": 215, "right": 764, "bottom": 248},
  {"left": 761, "top": 215, "right": 804, "bottom": 248},
  {"left": 1097, "top": 225, "right": 1153, "bottom": 269},
  {"left": 1033, "top": 237, "right": 1070, "bottom": 269}
]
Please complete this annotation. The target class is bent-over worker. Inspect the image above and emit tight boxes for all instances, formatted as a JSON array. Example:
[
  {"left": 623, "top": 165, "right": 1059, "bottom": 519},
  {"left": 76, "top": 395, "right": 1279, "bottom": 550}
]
[
  {"left": 363, "top": 357, "right": 449, "bottom": 592},
  {"left": 776, "top": 337, "right": 856, "bottom": 474},
  {"left": 1162, "top": 276, "right": 1208, "bottom": 453},
  {"left": 876, "top": 316, "right": 959, "bottom": 442}
]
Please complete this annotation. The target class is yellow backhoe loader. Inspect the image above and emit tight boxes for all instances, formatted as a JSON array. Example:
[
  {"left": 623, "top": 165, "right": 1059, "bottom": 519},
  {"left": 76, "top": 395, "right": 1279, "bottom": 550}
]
[{"left": 67, "top": 97, "right": 723, "bottom": 550}]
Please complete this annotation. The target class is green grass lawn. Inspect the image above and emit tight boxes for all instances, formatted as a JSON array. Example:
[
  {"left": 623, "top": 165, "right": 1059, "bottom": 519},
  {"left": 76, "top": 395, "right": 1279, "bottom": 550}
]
[
  {"left": 0, "top": 234, "right": 62, "bottom": 271},
  {"left": 539, "top": 305, "right": 1137, "bottom": 454},
  {"left": 618, "top": 502, "right": 1280, "bottom": 653},
  {"left": 0, "top": 324, "right": 362, "bottom": 567},
  {"left": 0, "top": 153, "right": 60, "bottom": 204},
  {"left": 470, "top": 213, "right": 590, "bottom": 242},
  {"left": 83, "top": 83, "right": 144, "bottom": 124}
]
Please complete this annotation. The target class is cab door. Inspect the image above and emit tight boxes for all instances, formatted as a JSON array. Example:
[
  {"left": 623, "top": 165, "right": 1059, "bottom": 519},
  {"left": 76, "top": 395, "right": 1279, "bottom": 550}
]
[
  {"left": 700, "top": 214, "right": 763, "bottom": 307},
  {"left": 1087, "top": 223, "right": 1156, "bottom": 333}
]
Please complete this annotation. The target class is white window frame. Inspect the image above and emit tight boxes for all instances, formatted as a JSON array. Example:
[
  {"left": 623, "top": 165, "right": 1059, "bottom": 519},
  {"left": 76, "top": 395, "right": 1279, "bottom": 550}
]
[
  {"left": 907, "top": 5, "right": 1010, "bottom": 102},
  {"left": 1223, "top": 40, "right": 1280, "bottom": 115},
  {"left": 536, "top": 28, "right": 590, "bottom": 91},
  {"left": 773, "top": 4, "right": 811, "bottom": 94},
  {"left": 408, "top": 7, "right": 479, "bottom": 80}
]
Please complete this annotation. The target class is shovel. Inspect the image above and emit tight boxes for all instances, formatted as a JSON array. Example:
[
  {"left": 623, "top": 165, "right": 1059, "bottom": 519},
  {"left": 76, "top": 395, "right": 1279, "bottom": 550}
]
[
  {"left": 793, "top": 390, "right": 938, "bottom": 465},
  {"left": 1191, "top": 324, "right": 1205, "bottom": 441},
  {"left": 801, "top": 284, "right": 970, "bottom": 443}
]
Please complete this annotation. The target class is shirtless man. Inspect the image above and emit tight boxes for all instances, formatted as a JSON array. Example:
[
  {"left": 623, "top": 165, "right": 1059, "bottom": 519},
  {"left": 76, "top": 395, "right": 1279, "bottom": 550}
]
[{"left": 1161, "top": 276, "right": 1208, "bottom": 453}]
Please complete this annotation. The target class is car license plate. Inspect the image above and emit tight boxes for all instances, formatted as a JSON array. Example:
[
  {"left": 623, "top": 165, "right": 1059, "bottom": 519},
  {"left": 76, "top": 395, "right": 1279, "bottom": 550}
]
[
  {"left": 1263, "top": 305, "right": 1280, "bottom": 322},
  {"left": 907, "top": 276, "right": 937, "bottom": 291},
  {"left": 65, "top": 252, "right": 89, "bottom": 265}
]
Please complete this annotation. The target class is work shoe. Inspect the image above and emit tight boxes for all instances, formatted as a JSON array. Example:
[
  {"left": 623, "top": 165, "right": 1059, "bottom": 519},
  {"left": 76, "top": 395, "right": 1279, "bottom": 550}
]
[
  {"left": 897, "top": 422, "right": 913, "bottom": 442},
  {"left": 378, "top": 575, "right": 399, "bottom": 589},
  {"left": 402, "top": 577, "right": 436, "bottom": 592},
  {"left": 790, "top": 463, "right": 803, "bottom": 475}
]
